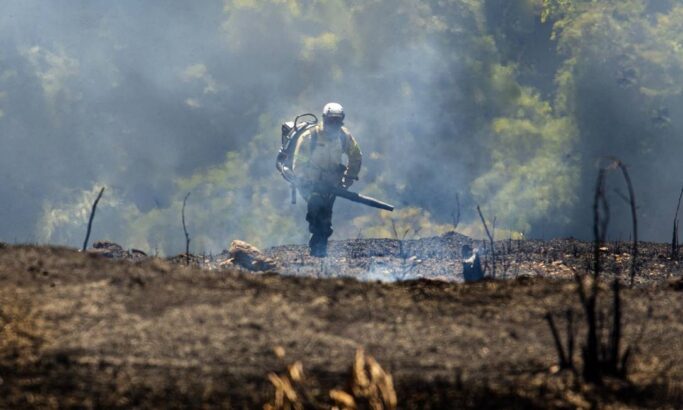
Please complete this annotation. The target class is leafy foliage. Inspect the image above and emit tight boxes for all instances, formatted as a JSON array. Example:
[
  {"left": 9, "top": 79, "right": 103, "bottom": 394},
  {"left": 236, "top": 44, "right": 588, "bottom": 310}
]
[{"left": 18, "top": 0, "right": 683, "bottom": 252}]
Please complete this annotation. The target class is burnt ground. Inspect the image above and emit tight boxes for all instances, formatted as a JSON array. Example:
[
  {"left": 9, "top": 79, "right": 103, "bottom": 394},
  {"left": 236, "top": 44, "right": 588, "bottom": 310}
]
[{"left": 0, "top": 235, "right": 682, "bottom": 409}]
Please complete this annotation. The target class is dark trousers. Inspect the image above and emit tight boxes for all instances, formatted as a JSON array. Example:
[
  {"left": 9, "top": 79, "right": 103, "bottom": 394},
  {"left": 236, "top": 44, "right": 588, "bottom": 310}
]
[{"left": 306, "top": 191, "right": 336, "bottom": 256}]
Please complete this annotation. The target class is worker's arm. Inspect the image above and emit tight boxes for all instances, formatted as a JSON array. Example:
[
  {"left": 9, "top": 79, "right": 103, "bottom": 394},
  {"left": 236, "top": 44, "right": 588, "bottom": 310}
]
[{"left": 342, "top": 129, "right": 362, "bottom": 180}]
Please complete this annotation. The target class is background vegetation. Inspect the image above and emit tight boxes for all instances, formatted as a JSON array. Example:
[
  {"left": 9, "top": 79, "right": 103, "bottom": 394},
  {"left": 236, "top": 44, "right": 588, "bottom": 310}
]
[{"left": 1, "top": 0, "right": 682, "bottom": 254}]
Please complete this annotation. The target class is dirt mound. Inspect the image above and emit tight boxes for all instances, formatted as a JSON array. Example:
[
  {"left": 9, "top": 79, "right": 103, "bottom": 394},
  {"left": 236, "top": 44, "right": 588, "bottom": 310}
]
[{"left": 0, "top": 240, "right": 681, "bottom": 408}]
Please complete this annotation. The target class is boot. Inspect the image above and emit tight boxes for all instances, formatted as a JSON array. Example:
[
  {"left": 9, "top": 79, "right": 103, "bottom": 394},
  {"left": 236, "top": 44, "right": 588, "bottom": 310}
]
[{"left": 309, "top": 234, "right": 328, "bottom": 257}]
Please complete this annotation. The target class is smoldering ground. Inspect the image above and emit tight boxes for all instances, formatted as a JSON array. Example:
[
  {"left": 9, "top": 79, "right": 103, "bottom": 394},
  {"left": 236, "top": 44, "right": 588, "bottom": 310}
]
[{"left": 1, "top": 1, "right": 683, "bottom": 254}]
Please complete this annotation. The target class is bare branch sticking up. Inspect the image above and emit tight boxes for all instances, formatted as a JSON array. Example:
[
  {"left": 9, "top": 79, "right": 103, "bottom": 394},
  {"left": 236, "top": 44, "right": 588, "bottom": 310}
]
[
  {"left": 451, "top": 193, "right": 461, "bottom": 231},
  {"left": 182, "top": 192, "right": 191, "bottom": 265},
  {"left": 545, "top": 312, "right": 569, "bottom": 369},
  {"left": 582, "top": 159, "right": 635, "bottom": 383},
  {"left": 82, "top": 187, "right": 105, "bottom": 252},
  {"left": 596, "top": 159, "right": 639, "bottom": 284},
  {"left": 612, "top": 161, "right": 638, "bottom": 286},
  {"left": 672, "top": 186, "right": 683, "bottom": 260},
  {"left": 544, "top": 310, "right": 577, "bottom": 372},
  {"left": 390, "top": 218, "right": 399, "bottom": 241},
  {"left": 476, "top": 205, "right": 496, "bottom": 279}
]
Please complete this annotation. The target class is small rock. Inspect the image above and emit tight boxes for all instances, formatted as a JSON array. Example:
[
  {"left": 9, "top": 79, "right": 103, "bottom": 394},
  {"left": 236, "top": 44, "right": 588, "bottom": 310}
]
[{"left": 228, "top": 240, "right": 277, "bottom": 272}]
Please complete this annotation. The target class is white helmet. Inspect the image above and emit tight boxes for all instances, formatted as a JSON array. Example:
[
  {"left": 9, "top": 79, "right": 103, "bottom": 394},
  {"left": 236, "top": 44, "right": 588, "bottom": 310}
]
[{"left": 322, "top": 102, "right": 345, "bottom": 121}]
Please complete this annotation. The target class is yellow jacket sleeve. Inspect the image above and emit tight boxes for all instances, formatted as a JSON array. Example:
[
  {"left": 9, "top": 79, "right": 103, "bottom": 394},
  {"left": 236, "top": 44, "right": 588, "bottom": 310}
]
[{"left": 343, "top": 128, "right": 362, "bottom": 180}]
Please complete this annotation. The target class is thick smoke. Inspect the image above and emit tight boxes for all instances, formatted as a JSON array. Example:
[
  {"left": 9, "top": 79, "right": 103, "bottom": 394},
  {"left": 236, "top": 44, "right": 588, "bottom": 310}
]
[{"left": 1, "top": 0, "right": 682, "bottom": 253}]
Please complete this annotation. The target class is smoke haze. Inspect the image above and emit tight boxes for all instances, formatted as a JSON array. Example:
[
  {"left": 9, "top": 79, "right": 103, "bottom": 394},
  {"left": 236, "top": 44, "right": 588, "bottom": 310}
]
[{"left": 1, "top": 0, "right": 682, "bottom": 254}]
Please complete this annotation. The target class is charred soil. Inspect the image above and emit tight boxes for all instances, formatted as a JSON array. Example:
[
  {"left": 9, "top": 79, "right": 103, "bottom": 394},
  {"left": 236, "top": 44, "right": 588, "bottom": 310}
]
[{"left": 0, "top": 236, "right": 682, "bottom": 409}]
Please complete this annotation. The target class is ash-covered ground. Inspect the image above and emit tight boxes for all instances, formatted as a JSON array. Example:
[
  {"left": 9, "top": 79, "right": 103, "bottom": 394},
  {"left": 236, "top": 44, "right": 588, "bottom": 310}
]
[
  {"left": 0, "top": 235, "right": 682, "bottom": 409},
  {"left": 207, "top": 232, "right": 683, "bottom": 287},
  {"left": 206, "top": 232, "right": 474, "bottom": 282}
]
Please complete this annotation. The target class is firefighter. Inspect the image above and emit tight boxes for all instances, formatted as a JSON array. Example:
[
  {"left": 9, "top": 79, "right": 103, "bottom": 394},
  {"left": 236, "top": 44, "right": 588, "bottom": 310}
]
[{"left": 291, "top": 102, "right": 362, "bottom": 257}]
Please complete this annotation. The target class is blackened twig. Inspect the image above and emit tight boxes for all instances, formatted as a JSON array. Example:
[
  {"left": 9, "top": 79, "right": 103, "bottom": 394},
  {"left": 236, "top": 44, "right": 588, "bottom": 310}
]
[
  {"left": 182, "top": 192, "right": 191, "bottom": 265},
  {"left": 451, "top": 193, "right": 461, "bottom": 231},
  {"left": 582, "top": 159, "right": 635, "bottom": 383},
  {"left": 612, "top": 161, "right": 638, "bottom": 286},
  {"left": 476, "top": 205, "right": 496, "bottom": 279},
  {"left": 673, "top": 186, "right": 683, "bottom": 259},
  {"left": 583, "top": 167, "right": 608, "bottom": 383},
  {"left": 608, "top": 278, "right": 622, "bottom": 372},
  {"left": 390, "top": 218, "right": 399, "bottom": 241},
  {"left": 566, "top": 309, "right": 575, "bottom": 372},
  {"left": 82, "top": 187, "right": 105, "bottom": 251},
  {"left": 545, "top": 313, "right": 568, "bottom": 369}
]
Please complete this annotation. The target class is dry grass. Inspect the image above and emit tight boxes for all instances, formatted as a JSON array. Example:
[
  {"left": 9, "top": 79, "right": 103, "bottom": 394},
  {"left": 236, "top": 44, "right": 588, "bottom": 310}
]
[
  {"left": 0, "top": 244, "right": 681, "bottom": 408},
  {"left": 0, "top": 293, "right": 46, "bottom": 366},
  {"left": 264, "top": 347, "right": 397, "bottom": 410}
]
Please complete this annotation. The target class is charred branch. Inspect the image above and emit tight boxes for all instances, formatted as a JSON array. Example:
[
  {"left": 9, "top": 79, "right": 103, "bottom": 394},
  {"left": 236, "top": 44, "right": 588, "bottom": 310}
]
[
  {"left": 608, "top": 279, "right": 622, "bottom": 375},
  {"left": 566, "top": 309, "right": 575, "bottom": 372},
  {"left": 546, "top": 312, "right": 568, "bottom": 370},
  {"left": 579, "top": 160, "right": 635, "bottom": 384},
  {"left": 545, "top": 308, "right": 578, "bottom": 374},
  {"left": 581, "top": 167, "right": 609, "bottom": 383},
  {"left": 545, "top": 312, "right": 567, "bottom": 367},
  {"left": 613, "top": 161, "right": 638, "bottom": 286},
  {"left": 451, "top": 193, "right": 461, "bottom": 231},
  {"left": 82, "top": 187, "right": 105, "bottom": 252},
  {"left": 556, "top": 160, "right": 639, "bottom": 384},
  {"left": 673, "top": 186, "right": 683, "bottom": 260},
  {"left": 182, "top": 192, "right": 191, "bottom": 265},
  {"left": 476, "top": 205, "right": 496, "bottom": 279}
]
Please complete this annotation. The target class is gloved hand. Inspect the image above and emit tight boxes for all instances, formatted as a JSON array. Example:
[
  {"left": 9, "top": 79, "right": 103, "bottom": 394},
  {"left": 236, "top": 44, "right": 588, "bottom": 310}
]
[{"left": 341, "top": 176, "right": 355, "bottom": 189}]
